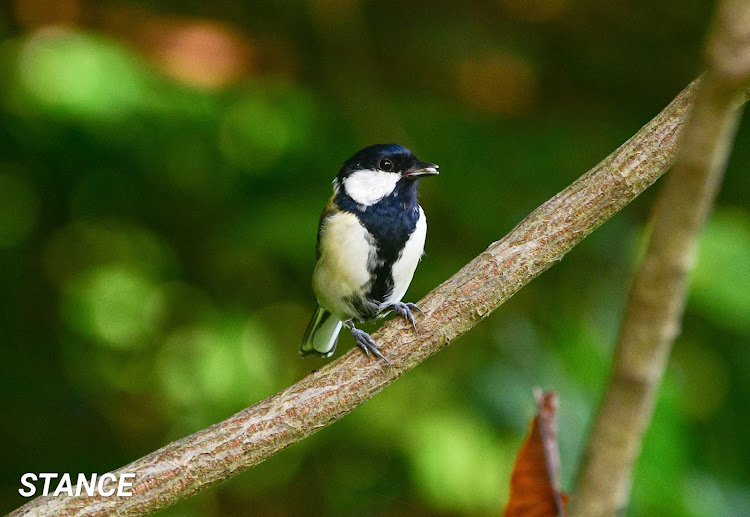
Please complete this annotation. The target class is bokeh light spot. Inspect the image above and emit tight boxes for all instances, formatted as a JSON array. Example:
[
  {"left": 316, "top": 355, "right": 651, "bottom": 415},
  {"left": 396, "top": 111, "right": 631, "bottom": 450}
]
[
  {"left": 145, "top": 20, "right": 253, "bottom": 89},
  {"left": 14, "top": 0, "right": 81, "bottom": 29},
  {"left": 43, "top": 221, "right": 177, "bottom": 287},
  {"left": 690, "top": 209, "right": 750, "bottom": 333},
  {"left": 62, "top": 265, "right": 163, "bottom": 349},
  {"left": 408, "top": 413, "right": 508, "bottom": 513},
  {"left": 18, "top": 28, "right": 145, "bottom": 119},
  {"left": 456, "top": 52, "right": 537, "bottom": 115},
  {"left": 157, "top": 317, "right": 275, "bottom": 414}
]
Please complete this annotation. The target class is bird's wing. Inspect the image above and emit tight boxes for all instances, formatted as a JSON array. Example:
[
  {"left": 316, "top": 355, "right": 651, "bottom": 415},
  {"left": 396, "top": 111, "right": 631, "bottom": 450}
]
[{"left": 316, "top": 194, "right": 338, "bottom": 261}]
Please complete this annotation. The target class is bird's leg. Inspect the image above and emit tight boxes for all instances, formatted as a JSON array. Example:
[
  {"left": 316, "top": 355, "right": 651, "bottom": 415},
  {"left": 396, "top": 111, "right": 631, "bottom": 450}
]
[
  {"left": 390, "top": 302, "right": 423, "bottom": 334},
  {"left": 344, "top": 320, "right": 391, "bottom": 365}
]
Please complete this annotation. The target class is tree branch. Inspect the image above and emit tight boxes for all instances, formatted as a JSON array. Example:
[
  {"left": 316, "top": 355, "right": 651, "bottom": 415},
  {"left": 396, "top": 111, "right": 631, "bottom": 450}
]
[
  {"left": 12, "top": 78, "right": 750, "bottom": 516},
  {"left": 570, "top": 1, "right": 750, "bottom": 515}
]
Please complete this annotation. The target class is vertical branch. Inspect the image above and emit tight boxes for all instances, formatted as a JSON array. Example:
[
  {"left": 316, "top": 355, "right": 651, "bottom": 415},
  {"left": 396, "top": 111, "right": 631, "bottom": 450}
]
[{"left": 570, "top": 1, "right": 750, "bottom": 515}]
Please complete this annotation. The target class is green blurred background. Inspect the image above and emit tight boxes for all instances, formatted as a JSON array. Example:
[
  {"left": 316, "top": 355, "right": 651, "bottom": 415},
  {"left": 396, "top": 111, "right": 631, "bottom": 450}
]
[{"left": 1, "top": 1, "right": 749, "bottom": 515}]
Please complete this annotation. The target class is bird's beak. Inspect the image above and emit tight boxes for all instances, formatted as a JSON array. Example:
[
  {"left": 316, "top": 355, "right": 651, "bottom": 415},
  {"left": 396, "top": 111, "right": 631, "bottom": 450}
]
[{"left": 404, "top": 161, "right": 439, "bottom": 178}]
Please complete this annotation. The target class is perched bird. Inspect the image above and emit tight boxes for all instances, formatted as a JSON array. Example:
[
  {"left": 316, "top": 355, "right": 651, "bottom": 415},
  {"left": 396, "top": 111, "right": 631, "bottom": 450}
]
[{"left": 300, "top": 144, "right": 439, "bottom": 362}]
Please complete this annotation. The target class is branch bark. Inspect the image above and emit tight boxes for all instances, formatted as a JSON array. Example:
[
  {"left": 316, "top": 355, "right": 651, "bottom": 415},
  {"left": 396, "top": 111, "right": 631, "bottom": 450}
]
[
  {"left": 570, "top": 1, "right": 750, "bottom": 515},
  {"left": 12, "top": 78, "right": 750, "bottom": 516}
]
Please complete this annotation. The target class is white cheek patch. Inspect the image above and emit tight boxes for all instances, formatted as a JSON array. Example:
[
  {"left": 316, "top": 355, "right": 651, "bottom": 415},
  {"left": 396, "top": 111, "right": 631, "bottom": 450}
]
[{"left": 343, "top": 169, "right": 400, "bottom": 206}]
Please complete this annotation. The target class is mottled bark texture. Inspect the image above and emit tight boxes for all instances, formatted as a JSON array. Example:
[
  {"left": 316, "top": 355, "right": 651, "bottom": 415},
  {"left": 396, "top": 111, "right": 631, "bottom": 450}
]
[
  {"left": 570, "top": 2, "right": 750, "bottom": 516},
  {"left": 12, "top": 77, "right": 750, "bottom": 516}
]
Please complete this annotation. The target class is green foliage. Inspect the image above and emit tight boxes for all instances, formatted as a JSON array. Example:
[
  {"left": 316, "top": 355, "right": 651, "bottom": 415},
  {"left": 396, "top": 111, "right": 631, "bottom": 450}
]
[
  {"left": 691, "top": 210, "right": 750, "bottom": 333},
  {"left": 1, "top": 1, "right": 748, "bottom": 515}
]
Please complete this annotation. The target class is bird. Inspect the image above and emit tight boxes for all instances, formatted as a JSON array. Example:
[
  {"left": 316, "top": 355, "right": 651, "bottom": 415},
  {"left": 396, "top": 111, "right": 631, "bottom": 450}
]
[{"left": 300, "top": 143, "right": 439, "bottom": 362}]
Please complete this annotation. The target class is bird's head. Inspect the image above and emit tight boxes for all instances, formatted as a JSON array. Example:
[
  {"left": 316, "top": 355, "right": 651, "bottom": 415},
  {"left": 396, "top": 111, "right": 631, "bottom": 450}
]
[{"left": 335, "top": 144, "right": 438, "bottom": 207}]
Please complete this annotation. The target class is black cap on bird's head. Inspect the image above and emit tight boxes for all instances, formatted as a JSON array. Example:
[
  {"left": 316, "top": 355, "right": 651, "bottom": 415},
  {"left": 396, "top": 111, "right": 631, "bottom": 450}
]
[{"left": 338, "top": 144, "right": 439, "bottom": 180}]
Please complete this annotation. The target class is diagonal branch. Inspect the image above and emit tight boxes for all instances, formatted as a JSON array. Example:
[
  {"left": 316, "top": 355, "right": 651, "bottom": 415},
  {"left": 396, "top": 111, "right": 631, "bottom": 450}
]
[
  {"left": 11, "top": 78, "right": 749, "bottom": 517},
  {"left": 570, "top": 1, "right": 750, "bottom": 515}
]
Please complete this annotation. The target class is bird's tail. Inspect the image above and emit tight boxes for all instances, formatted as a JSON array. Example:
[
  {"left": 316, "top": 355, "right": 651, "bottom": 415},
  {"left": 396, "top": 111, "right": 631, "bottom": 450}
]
[{"left": 300, "top": 306, "right": 343, "bottom": 358}]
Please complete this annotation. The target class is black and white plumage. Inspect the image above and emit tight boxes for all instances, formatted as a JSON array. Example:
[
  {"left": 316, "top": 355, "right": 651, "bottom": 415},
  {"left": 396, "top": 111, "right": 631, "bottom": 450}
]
[{"left": 300, "top": 144, "right": 438, "bottom": 361}]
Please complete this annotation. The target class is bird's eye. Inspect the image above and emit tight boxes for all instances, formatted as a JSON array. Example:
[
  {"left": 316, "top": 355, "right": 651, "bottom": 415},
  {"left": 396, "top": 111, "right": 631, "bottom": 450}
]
[{"left": 378, "top": 158, "right": 393, "bottom": 171}]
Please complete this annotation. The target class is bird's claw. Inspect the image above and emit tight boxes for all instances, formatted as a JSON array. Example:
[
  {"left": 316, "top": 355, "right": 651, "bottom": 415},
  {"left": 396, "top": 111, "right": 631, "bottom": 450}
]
[
  {"left": 391, "top": 302, "right": 422, "bottom": 334},
  {"left": 406, "top": 302, "right": 424, "bottom": 315},
  {"left": 350, "top": 326, "right": 391, "bottom": 365}
]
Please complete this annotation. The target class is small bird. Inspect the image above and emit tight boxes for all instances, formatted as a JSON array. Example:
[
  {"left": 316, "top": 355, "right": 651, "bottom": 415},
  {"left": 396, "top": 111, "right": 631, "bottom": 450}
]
[{"left": 300, "top": 143, "right": 439, "bottom": 362}]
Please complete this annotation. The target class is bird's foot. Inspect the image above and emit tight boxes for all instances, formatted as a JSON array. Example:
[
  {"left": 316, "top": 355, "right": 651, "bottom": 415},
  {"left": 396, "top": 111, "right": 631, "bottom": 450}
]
[
  {"left": 345, "top": 320, "right": 391, "bottom": 365},
  {"left": 391, "top": 302, "right": 423, "bottom": 334}
]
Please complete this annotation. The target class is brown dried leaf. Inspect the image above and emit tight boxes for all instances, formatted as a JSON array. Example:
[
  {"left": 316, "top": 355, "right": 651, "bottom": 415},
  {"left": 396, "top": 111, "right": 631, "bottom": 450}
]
[{"left": 502, "top": 390, "right": 567, "bottom": 517}]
